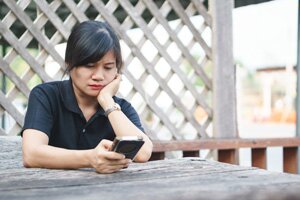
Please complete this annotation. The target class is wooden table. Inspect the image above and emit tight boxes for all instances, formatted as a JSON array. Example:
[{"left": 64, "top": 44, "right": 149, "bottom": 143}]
[{"left": 1, "top": 136, "right": 300, "bottom": 200}]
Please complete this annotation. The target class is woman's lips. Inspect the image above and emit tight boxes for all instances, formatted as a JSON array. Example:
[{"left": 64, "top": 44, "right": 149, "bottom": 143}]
[{"left": 89, "top": 84, "right": 103, "bottom": 90}]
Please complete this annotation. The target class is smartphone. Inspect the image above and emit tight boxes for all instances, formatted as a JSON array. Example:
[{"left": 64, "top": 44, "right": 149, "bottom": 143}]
[{"left": 111, "top": 136, "right": 145, "bottom": 160}]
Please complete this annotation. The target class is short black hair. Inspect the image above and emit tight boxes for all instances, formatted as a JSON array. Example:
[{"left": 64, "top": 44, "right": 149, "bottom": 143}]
[{"left": 65, "top": 20, "right": 122, "bottom": 73}]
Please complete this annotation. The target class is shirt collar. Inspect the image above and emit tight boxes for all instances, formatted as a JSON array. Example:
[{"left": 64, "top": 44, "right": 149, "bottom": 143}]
[
  {"left": 59, "top": 79, "right": 82, "bottom": 114},
  {"left": 59, "top": 79, "right": 107, "bottom": 116}
]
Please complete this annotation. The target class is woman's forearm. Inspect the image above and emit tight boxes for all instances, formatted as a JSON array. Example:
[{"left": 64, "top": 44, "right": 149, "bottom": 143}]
[
  {"left": 23, "top": 144, "right": 93, "bottom": 169},
  {"left": 23, "top": 129, "right": 94, "bottom": 169},
  {"left": 98, "top": 95, "right": 153, "bottom": 162},
  {"left": 107, "top": 110, "right": 153, "bottom": 162}
]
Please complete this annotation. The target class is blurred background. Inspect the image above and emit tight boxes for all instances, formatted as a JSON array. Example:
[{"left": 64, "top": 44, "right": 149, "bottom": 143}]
[
  {"left": 234, "top": 0, "right": 297, "bottom": 171},
  {"left": 234, "top": 0, "right": 297, "bottom": 140}
]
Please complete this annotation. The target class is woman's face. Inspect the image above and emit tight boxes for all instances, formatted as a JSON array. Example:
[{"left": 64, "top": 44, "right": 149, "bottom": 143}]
[{"left": 70, "top": 50, "right": 118, "bottom": 98}]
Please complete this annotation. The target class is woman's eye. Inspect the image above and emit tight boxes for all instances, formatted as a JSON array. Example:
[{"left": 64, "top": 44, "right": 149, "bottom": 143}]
[
  {"left": 85, "top": 63, "right": 94, "bottom": 68},
  {"left": 104, "top": 66, "right": 114, "bottom": 70}
]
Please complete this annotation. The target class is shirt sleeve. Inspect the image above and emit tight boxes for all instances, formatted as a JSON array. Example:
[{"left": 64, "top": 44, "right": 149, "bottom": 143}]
[
  {"left": 21, "top": 86, "right": 54, "bottom": 137},
  {"left": 120, "top": 100, "right": 145, "bottom": 133}
]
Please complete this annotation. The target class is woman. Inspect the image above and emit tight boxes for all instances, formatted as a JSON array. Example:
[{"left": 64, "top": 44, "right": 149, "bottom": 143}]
[{"left": 22, "top": 21, "right": 153, "bottom": 174}]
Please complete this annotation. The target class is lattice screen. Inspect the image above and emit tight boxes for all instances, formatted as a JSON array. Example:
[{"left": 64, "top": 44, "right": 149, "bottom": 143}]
[{"left": 0, "top": 0, "right": 213, "bottom": 140}]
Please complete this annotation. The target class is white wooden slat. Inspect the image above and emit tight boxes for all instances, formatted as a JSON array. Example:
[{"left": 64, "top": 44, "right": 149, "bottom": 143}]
[
  {"left": 116, "top": 0, "right": 209, "bottom": 137},
  {"left": 61, "top": 0, "right": 89, "bottom": 22},
  {"left": 7, "top": 123, "right": 22, "bottom": 136},
  {"left": 121, "top": 1, "right": 146, "bottom": 31},
  {"left": 123, "top": 69, "right": 182, "bottom": 139},
  {"left": 90, "top": 0, "right": 187, "bottom": 139},
  {"left": 4, "top": 0, "right": 62, "bottom": 66},
  {"left": 167, "top": 0, "right": 212, "bottom": 60},
  {"left": 0, "top": 91, "right": 24, "bottom": 127},
  {"left": 6, "top": 68, "right": 35, "bottom": 102},
  {"left": 142, "top": 0, "right": 213, "bottom": 111},
  {"left": 0, "top": 21, "right": 52, "bottom": 82},
  {"left": 2, "top": 0, "right": 31, "bottom": 28},
  {"left": 3, "top": 0, "right": 65, "bottom": 70},
  {"left": 33, "top": 0, "right": 70, "bottom": 39},
  {"left": 0, "top": 57, "right": 31, "bottom": 98},
  {"left": 191, "top": 0, "right": 212, "bottom": 27}
]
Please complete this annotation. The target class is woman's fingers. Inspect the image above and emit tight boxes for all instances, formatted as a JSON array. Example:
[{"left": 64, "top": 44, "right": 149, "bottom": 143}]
[
  {"left": 95, "top": 159, "right": 130, "bottom": 173},
  {"left": 93, "top": 139, "right": 131, "bottom": 174},
  {"left": 106, "top": 158, "right": 131, "bottom": 166},
  {"left": 97, "top": 139, "right": 113, "bottom": 150},
  {"left": 99, "top": 149, "right": 125, "bottom": 160}
]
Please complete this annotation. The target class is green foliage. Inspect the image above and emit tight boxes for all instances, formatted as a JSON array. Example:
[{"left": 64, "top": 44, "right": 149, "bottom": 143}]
[{"left": 0, "top": 47, "right": 42, "bottom": 92}]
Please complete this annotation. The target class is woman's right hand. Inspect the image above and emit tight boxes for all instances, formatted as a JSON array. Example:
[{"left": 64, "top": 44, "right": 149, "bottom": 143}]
[
  {"left": 90, "top": 139, "right": 131, "bottom": 174},
  {"left": 97, "top": 74, "right": 121, "bottom": 110}
]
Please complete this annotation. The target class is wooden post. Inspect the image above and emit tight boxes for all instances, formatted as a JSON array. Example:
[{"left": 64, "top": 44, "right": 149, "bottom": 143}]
[
  {"left": 210, "top": 0, "right": 238, "bottom": 163},
  {"left": 209, "top": 0, "right": 237, "bottom": 138},
  {"left": 296, "top": 0, "right": 300, "bottom": 174}
]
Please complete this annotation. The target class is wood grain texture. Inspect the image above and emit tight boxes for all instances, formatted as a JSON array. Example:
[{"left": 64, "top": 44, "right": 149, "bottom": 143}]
[
  {"left": 209, "top": 0, "right": 237, "bottom": 138},
  {"left": 1, "top": 136, "right": 300, "bottom": 200}
]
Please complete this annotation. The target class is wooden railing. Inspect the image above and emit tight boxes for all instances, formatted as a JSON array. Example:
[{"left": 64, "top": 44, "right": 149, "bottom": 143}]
[{"left": 151, "top": 137, "right": 300, "bottom": 174}]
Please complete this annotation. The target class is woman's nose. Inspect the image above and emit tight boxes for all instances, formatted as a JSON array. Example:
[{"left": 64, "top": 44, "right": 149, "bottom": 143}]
[{"left": 91, "top": 67, "right": 104, "bottom": 81}]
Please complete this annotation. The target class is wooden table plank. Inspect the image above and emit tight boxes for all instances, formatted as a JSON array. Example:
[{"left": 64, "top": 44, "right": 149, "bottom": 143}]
[{"left": 1, "top": 136, "right": 300, "bottom": 200}]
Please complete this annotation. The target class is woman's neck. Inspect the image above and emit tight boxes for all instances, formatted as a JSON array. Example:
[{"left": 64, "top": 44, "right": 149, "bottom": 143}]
[
  {"left": 72, "top": 85, "right": 98, "bottom": 109},
  {"left": 73, "top": 89, "right": 99, "bottom": 121}
]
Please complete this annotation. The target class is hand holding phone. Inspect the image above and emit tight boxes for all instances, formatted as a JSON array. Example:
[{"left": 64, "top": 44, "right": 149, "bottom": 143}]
[{"left": 111, "top": 136, "right": 145, "bottom": 160}]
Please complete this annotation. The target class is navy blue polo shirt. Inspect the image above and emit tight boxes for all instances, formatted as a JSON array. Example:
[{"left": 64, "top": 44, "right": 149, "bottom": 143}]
[{"left": 22, "top": 79, "right": 144, "bottom": 150}]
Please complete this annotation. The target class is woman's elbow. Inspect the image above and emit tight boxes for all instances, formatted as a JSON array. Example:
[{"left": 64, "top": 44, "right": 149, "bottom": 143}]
[
  {"left": 23, "top": 154, "right": 34, "bottom": 168},
  {"left": 135, "top": 144, "right": 153, "bottom": 163},
  {"left": 22, "top": 148, "right": 38, "bottom": 168},
  {"left": 134, "top": 153, "right": 151, "bottom": 163}
]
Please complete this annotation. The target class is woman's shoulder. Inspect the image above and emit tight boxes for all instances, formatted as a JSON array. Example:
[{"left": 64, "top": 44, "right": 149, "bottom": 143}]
[
  {"left": 30, "top": 80, "right": 67, "bottom": 98},
  {"left": 113, "top": 96, "right": 130, "bottom": 106},
  {"left": 33, "top": 80, "right": 69, "bottom": 90}
]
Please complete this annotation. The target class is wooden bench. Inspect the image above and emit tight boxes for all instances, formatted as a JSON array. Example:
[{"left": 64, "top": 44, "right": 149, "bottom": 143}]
[{"left": 151, "top": 137, "right": 300, "bottom": 174}]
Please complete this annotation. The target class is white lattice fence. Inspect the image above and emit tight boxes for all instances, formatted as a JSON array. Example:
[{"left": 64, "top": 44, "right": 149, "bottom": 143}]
[{"left": 0, "top": 0, "right": 213, "bottom": 140}]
